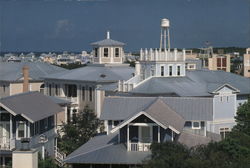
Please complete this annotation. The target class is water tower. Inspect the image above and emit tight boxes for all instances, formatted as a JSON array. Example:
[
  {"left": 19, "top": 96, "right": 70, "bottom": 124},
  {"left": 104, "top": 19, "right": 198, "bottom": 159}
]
[{"left": 160, "top": 18, "right": 170, "bottom": 51}]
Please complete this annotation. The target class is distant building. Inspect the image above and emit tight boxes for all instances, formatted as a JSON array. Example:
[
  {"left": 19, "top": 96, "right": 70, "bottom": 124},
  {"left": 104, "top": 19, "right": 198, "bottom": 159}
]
[
  {"left": 91, "top": 31, "right": 125, "bottom": 64},
  {"left": 64, "top": 18, "right": 250, "bottom": 168},
  {"left": 44, "top": 32, "right": 134, "bottom": 120},
  {"left": 0, "top": 62, "right": 67, "bottom": 98},
  {"left": 243, "top": 48, "right": 250, "bottom": 77},
  {"left": 208, "top": 53, "right": 231, "bottom": 72}
]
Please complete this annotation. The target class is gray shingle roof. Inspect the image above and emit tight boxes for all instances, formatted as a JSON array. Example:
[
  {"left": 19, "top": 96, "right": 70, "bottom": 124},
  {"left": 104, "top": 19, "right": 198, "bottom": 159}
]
[
  {"left": 44, "top": 64, "right": 134, "bottom": 83},
  {"left": 0, "top": 91, "right": 63, "bottom": 122},
  {"left": 131, "top": 70, "right": 250, "bottom": 96},
  {"left": 178, "top": 131, "right": 221, "bottom": 148},
  {"left": 101, "top": 97, "right": 213, "bottom": 121},
  {"left": 91, "top": 39, "right": 125, "bottom": 46},
  {"left": 64, "top": 133, "right": 151, "bottom": 165},
  {"left": 0, "top": 62, "right": 67, "bottom": 82}
]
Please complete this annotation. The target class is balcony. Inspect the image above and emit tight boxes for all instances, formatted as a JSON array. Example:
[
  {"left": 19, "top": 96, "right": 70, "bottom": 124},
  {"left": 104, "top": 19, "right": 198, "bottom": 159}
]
[{"left": 129, "top": 142, "right": 151, "bottom": 151}]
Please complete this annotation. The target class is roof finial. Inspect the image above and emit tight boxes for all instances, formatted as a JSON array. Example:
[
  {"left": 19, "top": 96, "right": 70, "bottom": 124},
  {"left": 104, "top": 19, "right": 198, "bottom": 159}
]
[{"left": 107, "top": 31, "right": 110, "bottom": 39}]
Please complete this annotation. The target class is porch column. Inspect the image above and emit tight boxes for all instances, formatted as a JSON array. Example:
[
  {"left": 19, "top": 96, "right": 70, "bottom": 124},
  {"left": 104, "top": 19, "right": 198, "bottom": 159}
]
[
  {"left": 10, "top": 114, "right": 13, "bottom": 139},
  {"left": 171, "top": 130, "right": 174, "bottom": 141},
  {"left": 158, "top": 126, "right": 160, "bottom": 143},
  {"left": 127, "top": 125, "right": 129, "bottom": 151}
]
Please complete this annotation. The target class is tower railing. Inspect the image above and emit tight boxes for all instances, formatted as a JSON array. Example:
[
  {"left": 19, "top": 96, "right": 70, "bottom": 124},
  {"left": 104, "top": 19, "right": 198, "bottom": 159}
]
[{"left": 140, "top": 48, "right": 185, "bottom": 62}]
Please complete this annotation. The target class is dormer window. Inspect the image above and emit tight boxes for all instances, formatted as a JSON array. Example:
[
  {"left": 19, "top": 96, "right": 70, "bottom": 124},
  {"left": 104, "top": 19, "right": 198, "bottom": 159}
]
[
  {"left": 104, "top": 48, "right": 109, "bottom": 57},
  {"left": 115, "top": 48, "right": 119, "bottom": 57}
]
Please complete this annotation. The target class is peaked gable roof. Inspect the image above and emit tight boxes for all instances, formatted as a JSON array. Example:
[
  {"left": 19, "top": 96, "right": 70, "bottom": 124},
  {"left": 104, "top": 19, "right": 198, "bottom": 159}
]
[
  {"left": 111, "top": 99, "right": 185, "bottom": 134},
  {"left": 101, "top": 97, "right": 213, "bottom": 121},
  {"left": 0, "top": 92, "right": 63, "bottom": 122}
]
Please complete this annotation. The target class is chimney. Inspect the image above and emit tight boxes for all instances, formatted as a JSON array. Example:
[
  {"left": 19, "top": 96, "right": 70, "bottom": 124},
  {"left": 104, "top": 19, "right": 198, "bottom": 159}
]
[{"left": 22, "top": 65, "right": 29, "bottom": 92}]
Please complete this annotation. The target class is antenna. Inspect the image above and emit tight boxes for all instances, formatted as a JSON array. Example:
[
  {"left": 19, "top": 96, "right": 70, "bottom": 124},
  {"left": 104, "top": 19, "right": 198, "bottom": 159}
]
[{"left": 160, "top": 18, "right": 170, "bottom": 51}]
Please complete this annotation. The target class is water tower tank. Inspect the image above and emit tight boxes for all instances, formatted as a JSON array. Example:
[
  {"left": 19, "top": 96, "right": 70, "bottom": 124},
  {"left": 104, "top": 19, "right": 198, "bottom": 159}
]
[{"left": 161, "top": 18, "right": 170, "bottom": 28}]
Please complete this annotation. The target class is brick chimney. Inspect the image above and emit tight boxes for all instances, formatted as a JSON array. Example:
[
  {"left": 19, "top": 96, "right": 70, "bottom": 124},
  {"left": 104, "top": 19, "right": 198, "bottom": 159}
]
[{"left": 22, "top": 65, "right": 29, "bottom": 92}]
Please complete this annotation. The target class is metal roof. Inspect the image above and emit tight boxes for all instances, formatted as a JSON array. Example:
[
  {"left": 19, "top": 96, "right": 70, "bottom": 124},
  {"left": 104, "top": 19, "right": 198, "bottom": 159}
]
[
  {"left": 64, "top": 133, "right": 151, "bottom": 165},
  {"left": 0, "top": 62, "right": 67, "bottom": 82},
  {"left": 145, "top": 99, "right": 185, "bottom": 132},
  {"left": 44, "top": 64, "right": 134, "bottom": 83},
  {"left": 0, "top": 91, "right": 63, "bottom": 122},
  {"left": 131, "top": 70, "right": 250, "bottom": 96},
  {"left": 178, "top": 131, "right": 221, "bottom": 148},
  {"left": 101, "top": 97, "right": 213, "bottom": 121},
  {"left": 91, "top": 39, "right": 125, "bottom": 47}
]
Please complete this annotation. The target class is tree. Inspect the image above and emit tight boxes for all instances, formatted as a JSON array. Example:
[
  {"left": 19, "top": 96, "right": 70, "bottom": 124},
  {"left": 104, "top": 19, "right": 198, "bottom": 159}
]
[
  {"left": 58, "top": 106, "right": 101, "bottom": 155},
  {"left": 144, "top": 99, "right": 250, "bottom": 168},
  {"left": 233, "top": 98, "right": 250, "bottom": 135}
]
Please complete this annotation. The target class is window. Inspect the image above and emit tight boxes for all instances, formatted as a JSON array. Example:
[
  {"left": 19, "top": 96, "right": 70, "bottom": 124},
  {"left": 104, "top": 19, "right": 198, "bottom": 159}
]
[
  {"left": 220, "top": 96, "right": 223, "bottom": 102},
  {"left": 3, "top": 85, "right": 6, "bottom": 92},
  {"left": 89, "top": 87, "right": 93, "bottom": 101},
  {"left": 115, "top": 48, "right": 119, "bottom": 57},
  {"left": 34, "top": 121, "right": 39, "bottom": 135},
  {"left": 220, "top": 128, "right": 230, "bottom": 139},
  {"left": 192, "top": 121, "right": 200, "bottom": 129},
  {"left": 55, "top": 84, "right": 59, "bottom": 96},
  {"left": 161, "top": 66, "right": 164, "bottom": 76},
  {"left": 104, "top": 48, "right": 109, "bottom": 57},
  {"left": 169, "top": 66, "right": 172, "bottom": 76},
  {"left": 94, "top": 48, "right": 98, "bottom": 57},
  {"left": 177, "top": 66, "right": 181, "bottom": 76},
  {"left": 49, "top": 84, "right": 52, "bottom": 96},
  {"left": 184, "top": 121, "right": 192, "bottom": 127},
  {"left": 82, "top": 87, "right": 85, "bottom": 101},
  {"left": 17, "top": 122, "right": 25, "bottom": 138},
  {"left": 44, "top": 118, "right": 48, "bottom": 129}
]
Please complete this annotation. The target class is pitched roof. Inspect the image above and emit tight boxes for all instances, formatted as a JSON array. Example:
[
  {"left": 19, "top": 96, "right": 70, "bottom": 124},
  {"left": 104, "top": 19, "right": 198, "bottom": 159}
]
[
  {"left": 0, "top": 92, "right": 63, "bottom": 122},
  {"left": 131, "top": 70, "right": 250, "bottom": 96},
  {"left": 111, "top": 99, "right": 185, "bottom": 134},
  {"left": 44, "top": 64, "right": 134, "bottom": 82},
  {"left": 101, "top": 97, "right": 213, "bottom": 121},
  {"left": 145, "top": 99, "right": 185, "bottom": 132},
  {"left": 91, "top": 39, "right": 125, "bottom": 47},
  {"left": 178, "top": 131, "right": 221, "bottom": 148},
  {"left": 0, "top": 62, "right": 67, "bottom": 82},
  {"left": 64, "top": 133, "right": 151, "bottom": 165}
]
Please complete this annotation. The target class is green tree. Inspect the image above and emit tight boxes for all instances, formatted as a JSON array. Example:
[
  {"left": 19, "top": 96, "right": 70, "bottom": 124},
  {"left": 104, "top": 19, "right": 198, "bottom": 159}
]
[
  {"left": 144, "top": 99, "right": 250, "bottom": 168},
  {"left": 58, "top": 106, "right": 101, "bottom": 154},
  {"left": 38, "top": 153, "right": 57, "bottom": 168}
]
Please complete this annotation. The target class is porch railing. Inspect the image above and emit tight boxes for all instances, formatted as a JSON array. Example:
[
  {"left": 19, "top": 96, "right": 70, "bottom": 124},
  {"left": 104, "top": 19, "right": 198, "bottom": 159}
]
[
  {"left": 0, "top": 138, "right": 15, "bottom": 150},
  {"left": 129, "top": 142, "right": 151, "bottom": 151}
]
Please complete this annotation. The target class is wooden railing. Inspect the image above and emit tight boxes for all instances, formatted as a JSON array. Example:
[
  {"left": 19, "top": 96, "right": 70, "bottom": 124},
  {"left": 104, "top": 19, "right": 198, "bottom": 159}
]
[
  {"left": 129, "top": 142, "right": 151, "bottom": 151},
  {"left": 54, "top": 146, "right": 66, "bottom": 167}
]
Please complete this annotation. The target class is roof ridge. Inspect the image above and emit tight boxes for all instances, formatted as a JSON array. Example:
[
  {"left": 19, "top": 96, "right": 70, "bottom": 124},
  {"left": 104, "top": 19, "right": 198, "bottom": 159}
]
[{"left": 0, "top": 91, "right": 38, "bottom": 100}]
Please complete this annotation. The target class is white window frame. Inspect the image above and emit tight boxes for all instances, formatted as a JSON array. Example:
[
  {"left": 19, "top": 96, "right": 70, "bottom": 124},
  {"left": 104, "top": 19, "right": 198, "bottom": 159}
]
[
  {"left": 16, "top": 121, "right": 26, "bottom": 139},
  {"left": 192, "top": 121, "right": 201, "bottom": 129},
  {"left": 219, "top": 127, "right": 230, "bottom": 139}
]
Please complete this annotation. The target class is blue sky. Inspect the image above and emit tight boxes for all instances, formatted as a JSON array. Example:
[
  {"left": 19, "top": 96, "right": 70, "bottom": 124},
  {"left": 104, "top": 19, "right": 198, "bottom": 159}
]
[{"left": 0, "top": 0, "right": 249, "bottom": 52}]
